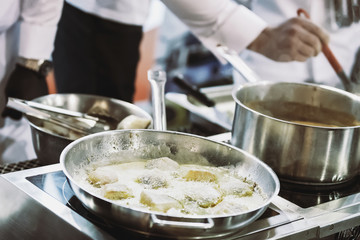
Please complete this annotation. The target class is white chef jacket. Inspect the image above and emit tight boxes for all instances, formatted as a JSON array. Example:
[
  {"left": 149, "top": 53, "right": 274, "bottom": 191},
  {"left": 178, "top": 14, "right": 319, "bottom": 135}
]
[
  {"left": 1, "top": 0, "right": 267, "bottom": 164},
  {"left": 240, "top": 0, "right": 360, "bottom": 88},
  {"left": 0, "top": 0, "right": 63, "bottom": 164},
  {"left": 66, "top": 0, "right": 268, "bottom": 58}
]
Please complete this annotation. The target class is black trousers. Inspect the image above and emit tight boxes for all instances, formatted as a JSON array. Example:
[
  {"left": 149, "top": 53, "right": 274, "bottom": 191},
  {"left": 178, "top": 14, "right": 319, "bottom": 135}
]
[{"left": 52, "top": 2, "right": 143, "bottom": 102}]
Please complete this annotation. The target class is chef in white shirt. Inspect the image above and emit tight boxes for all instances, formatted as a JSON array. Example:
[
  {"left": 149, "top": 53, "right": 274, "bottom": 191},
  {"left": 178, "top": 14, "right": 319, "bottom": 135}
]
[
  {"left": 0, "top": 0, "right": 63, "bottom": 163},
  {"left": 1, "top": 0, "right": 328, "bottom": 163},
  {"left": 240, "top": 0, "right": 360, "bottom": 88},
  {"left": 53, "top": 0, "right": 329, "bottom": 103}
]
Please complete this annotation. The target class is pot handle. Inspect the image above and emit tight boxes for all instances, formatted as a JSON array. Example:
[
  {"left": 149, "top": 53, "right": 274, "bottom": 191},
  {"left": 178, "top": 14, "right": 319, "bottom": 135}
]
[
  {"left": 216, "top": 45, "right": 261, "bottom": 83},
  {"left": 150, "top": 214, "right": 215, "bottom": 229}
]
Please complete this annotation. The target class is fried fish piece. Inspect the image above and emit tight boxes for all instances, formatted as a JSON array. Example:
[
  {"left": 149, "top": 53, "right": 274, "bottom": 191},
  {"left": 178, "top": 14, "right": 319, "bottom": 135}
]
[
  {"left": 140, "top": 190, "right": 182, "bottom": 212},
  {"left": 183, "top": 182, "right": 222, "bottom": 208},
  {"left": 136, "top": 172, "right": 168, "bottom": 189},
  {"left": 87, "top": 167, "right": 118, "bottom": 187},
  {"left": 104, "top": 183, "right": 134, "bottom": 200},
  {"left": 210, "top": 196, "right": 249, "bottom": 215},
  {"left": 219, "top": 176, "right": 254, "bottom": 197},
  {"left": 183, "top": 169, "right": 217, "bottom": 182},
  {"left": 145, "top": 157, "right": 179, "bottom": 171}
]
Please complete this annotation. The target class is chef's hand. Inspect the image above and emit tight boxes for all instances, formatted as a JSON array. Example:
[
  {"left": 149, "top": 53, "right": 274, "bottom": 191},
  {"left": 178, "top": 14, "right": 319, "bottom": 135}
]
[
  {"left": 247, "top": 17, "right": 329, "bottom": 62},
  {"left": 2, "top": 64, "right": 49, "bottom": 120}
]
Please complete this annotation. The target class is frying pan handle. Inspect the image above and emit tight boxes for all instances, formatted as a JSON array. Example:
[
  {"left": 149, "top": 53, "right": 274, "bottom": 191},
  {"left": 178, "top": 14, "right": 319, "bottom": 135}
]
[
  {"left": 216, "top": 45, "right": 261, "bottom": 83},
  {"left": 150, "top": 214, "right": 215, "bottom": 229}
]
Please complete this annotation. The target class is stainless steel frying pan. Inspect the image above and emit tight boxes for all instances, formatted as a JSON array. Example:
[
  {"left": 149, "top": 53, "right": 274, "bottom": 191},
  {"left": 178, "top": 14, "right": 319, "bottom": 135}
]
[
  {"left": 60, "top": 130, "right": 279, "bottom": 239},
  {"left": 60, "top": 70, "right": 280, "bottom": 239}
]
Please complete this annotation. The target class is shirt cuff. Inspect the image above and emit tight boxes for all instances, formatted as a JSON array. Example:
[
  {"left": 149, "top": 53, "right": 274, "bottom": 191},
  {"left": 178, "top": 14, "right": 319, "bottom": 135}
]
[
  {"left": 18, "top": 22, "right": 58, "bottom": 60},
  {"left": 198, "top": 5, "right": 268, "bottom": 60}
]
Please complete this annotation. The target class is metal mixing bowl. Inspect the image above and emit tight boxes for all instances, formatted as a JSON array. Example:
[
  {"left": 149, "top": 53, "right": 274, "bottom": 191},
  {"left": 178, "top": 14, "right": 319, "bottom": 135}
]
[{"left": 26, "top": 93, "right": 152, "bottom": 165}]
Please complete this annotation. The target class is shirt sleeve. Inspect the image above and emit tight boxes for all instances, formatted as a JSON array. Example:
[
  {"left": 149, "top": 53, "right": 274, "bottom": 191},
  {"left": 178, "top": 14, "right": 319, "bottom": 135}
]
[
  {"left": 18, "top": 0, "right": 64, "bottom": 60},
  {"left": 0, "top": 1, "right": 19, "bottom": 32},
  {"left": 161, "top": 0, "right": 268, "bottom": 58}
]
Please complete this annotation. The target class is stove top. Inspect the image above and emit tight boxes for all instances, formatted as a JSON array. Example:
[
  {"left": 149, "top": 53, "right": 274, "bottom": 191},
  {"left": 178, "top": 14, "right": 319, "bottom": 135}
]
[
  {"left": 279, "top": 176, "right": 360, "bottom": 209},
  {"left": 1, "top": 162, "right": 360, "bottom": 240},
  {"left": 1, "top": 127, "right": 360, "bottom": 240},
  {"left": 26, "top": 170, "right": 287, "bottom": 240}
]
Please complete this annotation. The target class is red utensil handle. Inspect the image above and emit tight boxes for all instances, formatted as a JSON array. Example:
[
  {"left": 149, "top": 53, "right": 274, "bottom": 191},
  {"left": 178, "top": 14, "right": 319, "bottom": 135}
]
[
  {"left": 297, "top": 8, "right": 344, "bottom": 74},
  {"left": 322, "top": 45, "right": 344, "bottom": 73},
  {"left": 297, "top": 8, "right": 310, "bottom": 19}
]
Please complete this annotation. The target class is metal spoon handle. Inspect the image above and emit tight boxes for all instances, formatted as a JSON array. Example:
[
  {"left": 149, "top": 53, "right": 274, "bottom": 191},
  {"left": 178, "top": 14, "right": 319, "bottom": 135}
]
[{"left": 148, "top": 70, "right": 167, "bottom": 131}]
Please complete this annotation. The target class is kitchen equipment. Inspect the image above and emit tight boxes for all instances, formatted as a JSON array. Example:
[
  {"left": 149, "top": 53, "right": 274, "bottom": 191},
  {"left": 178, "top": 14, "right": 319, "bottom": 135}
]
[
  {"left": 59, "top": 70, "right": 280, "bottom": 239},
  {"left": 166, "top": 84, "right": 235, "bottom": 132},
  {"left": 217, "top": 45, "right": 360, "bottom": 185},
  {"left": 332, "top": 0, "right": 360, "bottom": 27},
  {"left": 60, "top": 130, "right": 280, "bottom": 239},
  {"left": 12, "top": 97, "right": 106, "bottom": 124},
  {"left": 173, "top": 74, "right": 216, "bottom": 107},
  {"left": 60, "top": 131, "right": 280, "bottom": 239},
  {"left": 26, "top": 93, "right": 152, "bottom": 165},
  {"left": 148, "top": 70, "right": 167, "bottom": 131},
  {"left": 2, "top": 132, "right": 360, "bottom": 239},
  {"left": 172, "top": 74, "right": 232, "bottom": 129},
  {"left": 7, "top": 97, "right": 105, "bottom": 135}
]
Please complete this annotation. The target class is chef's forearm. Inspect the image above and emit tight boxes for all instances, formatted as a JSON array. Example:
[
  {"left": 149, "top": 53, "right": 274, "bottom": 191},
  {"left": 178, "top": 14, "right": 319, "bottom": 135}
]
[{"left": 161, "top": 0, "right": 268, "bottom": 55}]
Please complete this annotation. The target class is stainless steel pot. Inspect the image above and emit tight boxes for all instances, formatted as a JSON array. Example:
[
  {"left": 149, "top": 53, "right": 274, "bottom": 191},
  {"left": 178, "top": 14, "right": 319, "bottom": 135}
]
[
  {"left": 26, "top": 93, "right": 152, "bottom": 165},
  {"left": 60, "top": 129, "right": 280, "bottom": 239},
  {"left": 231, "top": 82, "right": 360, "bottom": 185},
  {"left": 217, "top": 45, "right": 360, "bottom": 185}
]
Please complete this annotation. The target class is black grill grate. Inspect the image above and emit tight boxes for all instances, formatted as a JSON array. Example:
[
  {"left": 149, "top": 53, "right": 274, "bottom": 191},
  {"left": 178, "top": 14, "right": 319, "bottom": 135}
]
[{"left": 0, "top": 159, "right": 42, "bottom": 174}]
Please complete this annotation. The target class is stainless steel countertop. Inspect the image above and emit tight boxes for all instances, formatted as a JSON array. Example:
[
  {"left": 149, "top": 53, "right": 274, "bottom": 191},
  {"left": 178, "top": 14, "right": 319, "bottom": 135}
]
[{"left": 0, "top": 165, "right": 114, "bottom": 240}]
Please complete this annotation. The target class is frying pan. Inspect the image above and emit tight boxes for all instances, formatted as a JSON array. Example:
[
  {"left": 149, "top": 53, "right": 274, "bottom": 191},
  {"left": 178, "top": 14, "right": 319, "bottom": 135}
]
[{"left": 60, "top": 70, "right": 280, "bottom": 239}]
